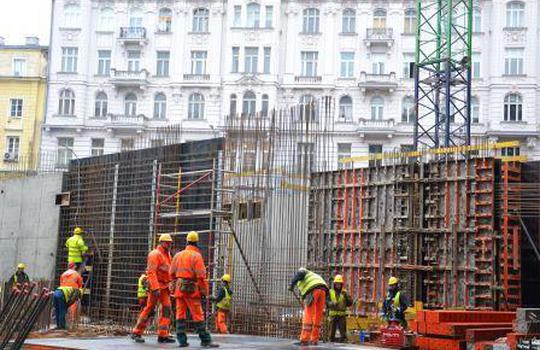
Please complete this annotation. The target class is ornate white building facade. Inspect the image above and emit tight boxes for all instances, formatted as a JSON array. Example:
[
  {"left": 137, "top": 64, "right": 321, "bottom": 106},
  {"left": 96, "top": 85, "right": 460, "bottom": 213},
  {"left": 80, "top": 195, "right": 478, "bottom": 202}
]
[{"left": 42, "top": 0, "right": 540, "bottom": 167}]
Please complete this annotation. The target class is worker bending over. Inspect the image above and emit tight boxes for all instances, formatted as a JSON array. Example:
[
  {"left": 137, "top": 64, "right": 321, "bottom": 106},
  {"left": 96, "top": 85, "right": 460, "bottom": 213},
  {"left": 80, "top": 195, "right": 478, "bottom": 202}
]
[
  {"left": 381, "top": 277, "right": 410, "bottom": 328},
  {"left": 8, "top": 263, "right": 30, "bottom": 286},
  {"left": 214, "top": 274, "right": 232, "bottom": 334},
  {"left": 65, "top": 227, "right": 88, "bottom": 269},
  {"left": 137, "top": 273, "right": 149, "bottom": 310},
  {"left": 60, "top": 262, "right": 84, "bottom": 322},
  {"left": 289, "top": 267, "right": 328, "bottom": 346},
  {"left": 131, "top": 234, "right": 175, "bottom": 344},
  {"left": 170, "top": 231, "right": 219, "bottom": 348},
  {"left": 328, "top": 274, "right": 352, "bottom": 342},
  {"left": 53, "top": 264, "right": 83, "bottom": 329}
]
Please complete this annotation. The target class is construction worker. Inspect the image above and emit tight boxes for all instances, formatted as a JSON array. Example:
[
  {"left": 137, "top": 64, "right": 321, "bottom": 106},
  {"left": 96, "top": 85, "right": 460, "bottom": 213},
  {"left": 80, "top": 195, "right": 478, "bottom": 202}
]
[
  {"left": 8, "top": 263, "right": 30, "bottom": 286},
  {"left": 170, "top": 231, "right": 219, "bottom": 348},
  {"left": 137, "top": 273, "right": 149, "bottom": 310},
  {"left": 214, "top": 274, "right": 232, "bottom": 334},
  {"left": 289, "top": 267, "right": 328, "bottom": 346},
  {"left": 328, "top": 274, "right": 352, "bottom": 343},
  {"left": 131, "top": 234, "right": 175, "bottom": 344},
  {"left": 60, "top": 262, "right": 84, "bottom": 322},
  {"left": 53, "top": 266, "right": 82, "bottom": 330},
  {"left": 65, "top": 227, "right": 88, "bottom": 269},
  {"left": 381, "top": 277, "right": 410, "bottom": 328}
]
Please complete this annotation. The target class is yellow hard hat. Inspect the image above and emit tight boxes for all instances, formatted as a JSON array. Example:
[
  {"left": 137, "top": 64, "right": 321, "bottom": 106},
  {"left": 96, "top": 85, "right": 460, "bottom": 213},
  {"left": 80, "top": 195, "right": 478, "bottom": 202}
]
[
  {"left": 73, "top": 227, "right": 84, "bottom": 235},
  {"left": 388, "top": 276, "right": 399, "bottom": 285},
  {"left": 186, "top": 231, "right": 199, "bottom": 243},
  {"left": 159, "top": 233, "right": 173, "bottom": 242},
  {"left": 222, "top": 274, "right": 231, "bottom": 283},
  {"left": 334, "top": 274, "right": 344, "bottom": 284},
  {"left": 17, "top": 263, "right": 26, "bottom": 269}
]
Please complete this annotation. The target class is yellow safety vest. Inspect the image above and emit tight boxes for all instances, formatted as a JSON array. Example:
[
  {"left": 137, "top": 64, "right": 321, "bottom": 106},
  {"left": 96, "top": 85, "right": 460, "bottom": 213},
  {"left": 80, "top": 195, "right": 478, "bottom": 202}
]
[
  {"left": 66, "top": 234, "right": 88, "bottom": 263},
  {"left": 216, "top": 287, "right": 232, "bottom": 310},
  {"left": 137, "top": 275, "right": 148, "bottom": 298},
  {"left": 58, "top": 286, "right": 78, "bottom": 303},
  {"left": 296, "top": 271, "right": 327, "bottom": 297},
  {"left": 329, "top": 289, "right": 348, "bottom": 317},
  {"left": 392, "top": 291, "right": 401, "bottom": 310}
]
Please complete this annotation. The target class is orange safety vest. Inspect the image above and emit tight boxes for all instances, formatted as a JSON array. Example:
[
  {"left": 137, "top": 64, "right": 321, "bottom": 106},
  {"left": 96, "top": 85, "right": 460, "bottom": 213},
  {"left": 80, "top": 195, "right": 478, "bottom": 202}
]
[
  {"left": 146, "top": 245, "right": 172, "bottom": 290},
  {"left": 60, "top": 269, "right": 83, "bottom": 289},
  {"left": 170, "top": 245, "right": 208, "bottom": 297}
]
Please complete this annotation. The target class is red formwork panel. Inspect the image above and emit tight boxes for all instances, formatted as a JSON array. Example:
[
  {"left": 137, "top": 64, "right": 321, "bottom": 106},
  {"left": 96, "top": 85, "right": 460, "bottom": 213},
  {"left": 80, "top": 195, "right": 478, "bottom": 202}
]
[
  {"left": 422, "top": 310, "right": 516, "bottom": 324},
  {"left": 465, "top": 327, "right": 513, "bottom": 343},
  {"left": 416, "top": 335, "right": 466, "bottom": 350},
  {"left": 423, "top": 322, "right": 512, "bottom": 337}
]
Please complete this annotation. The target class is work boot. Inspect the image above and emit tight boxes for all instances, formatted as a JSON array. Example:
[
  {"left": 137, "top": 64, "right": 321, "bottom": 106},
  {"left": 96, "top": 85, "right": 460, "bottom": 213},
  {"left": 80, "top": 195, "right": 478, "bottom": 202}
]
[
  {"left": 293, "top": 341, "right": 310, "bottom": 346},
  {"left": 130, "top": 333, "right": 145, "bottom": 343},
  {"left": 201, "top": 343, "right": 219, "bottom": 348},
  {"left": 177, "top": 332, "right": 189, "bottom": 347},
  {"left": 158, "top": 336, "right": 176, "bottom": 343},
  {"left": 195, "top": 322, "right": 219, "bottom": 348}
]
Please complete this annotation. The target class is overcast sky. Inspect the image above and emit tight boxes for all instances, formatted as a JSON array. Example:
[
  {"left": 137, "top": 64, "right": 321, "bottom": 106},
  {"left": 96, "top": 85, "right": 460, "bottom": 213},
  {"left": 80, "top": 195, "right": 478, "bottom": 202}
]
[{"left": 0, "top": 0, "right": 52, "bottom": 45}]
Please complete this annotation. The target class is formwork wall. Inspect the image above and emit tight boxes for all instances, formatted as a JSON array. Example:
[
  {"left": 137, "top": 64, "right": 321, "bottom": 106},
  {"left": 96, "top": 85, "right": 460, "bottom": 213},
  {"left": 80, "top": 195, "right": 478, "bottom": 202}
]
[{"left": 308, "top": 158, "right": 522, "bottom": 314}]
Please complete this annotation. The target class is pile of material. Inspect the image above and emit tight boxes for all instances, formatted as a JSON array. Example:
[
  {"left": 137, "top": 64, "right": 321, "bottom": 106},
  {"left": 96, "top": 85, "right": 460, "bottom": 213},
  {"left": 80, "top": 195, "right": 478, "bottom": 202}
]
[{"left": 507, "top": 308, "right": 540, "bottom": 350}]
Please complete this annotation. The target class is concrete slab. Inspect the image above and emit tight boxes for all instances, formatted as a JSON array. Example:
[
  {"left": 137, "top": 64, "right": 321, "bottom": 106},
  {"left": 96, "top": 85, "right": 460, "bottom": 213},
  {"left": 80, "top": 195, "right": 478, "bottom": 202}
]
[{"left": 25, "top": 335, "right": 388, "bottom": 350}]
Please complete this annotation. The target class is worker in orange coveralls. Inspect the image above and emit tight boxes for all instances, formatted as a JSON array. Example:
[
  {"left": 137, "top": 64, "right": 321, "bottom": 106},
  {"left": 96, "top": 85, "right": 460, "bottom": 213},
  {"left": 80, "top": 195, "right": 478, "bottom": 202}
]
[
  {"left": 171, "top": 231, "right": 219, "bottom": 348},
  {"left": 60, "top": 262, "right": 83, "bottom": 323},
  {"left": 131, "top": 234, "right": 175, "bottom": 344},
  {"left": 289, "top": 267, "right": 328, "bottom": 346}
]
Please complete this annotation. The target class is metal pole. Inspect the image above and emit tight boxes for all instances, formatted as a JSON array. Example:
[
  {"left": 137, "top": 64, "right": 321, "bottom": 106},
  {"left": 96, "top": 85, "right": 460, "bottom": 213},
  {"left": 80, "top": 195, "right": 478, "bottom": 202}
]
[{"left": 105, "top": 163, "right": 119, "bottom": 313}]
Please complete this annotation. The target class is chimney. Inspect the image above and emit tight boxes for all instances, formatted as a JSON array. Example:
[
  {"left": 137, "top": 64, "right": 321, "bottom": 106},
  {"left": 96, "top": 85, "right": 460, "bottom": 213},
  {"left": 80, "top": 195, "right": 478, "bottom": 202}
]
[
  {"left": 25, "top": 36, "right": 39, "bottom": 46},
  {"left": 0, "top": 37, "right": 5, "bottom": 46}
]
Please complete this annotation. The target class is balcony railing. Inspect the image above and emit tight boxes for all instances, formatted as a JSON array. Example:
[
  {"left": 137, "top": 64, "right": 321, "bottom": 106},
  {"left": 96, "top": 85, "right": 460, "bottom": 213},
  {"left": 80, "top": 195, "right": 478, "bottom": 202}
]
[
  {"left": 294, "top": 76, "right": 322, "bottom": 83},
  {"left": 109, "top": 114, "right": 148, "bottom": 128},
  {"left": 358, "top": 72, "right": 398, "bottom": 90},
  {"left": 358, "top": 118, "right": 395, "bottom": 130},
  {"left": 110, "top": 69, "right": 149, "bottom": 87},
  {"left": 119, "top": 27, "right": 147, "bottom": 40},
  {"left": 365, "top": 28, "right": 394, "bottom": 47},
  {"left": 183, "top": 74, "right": 210, "bottom": 81}
]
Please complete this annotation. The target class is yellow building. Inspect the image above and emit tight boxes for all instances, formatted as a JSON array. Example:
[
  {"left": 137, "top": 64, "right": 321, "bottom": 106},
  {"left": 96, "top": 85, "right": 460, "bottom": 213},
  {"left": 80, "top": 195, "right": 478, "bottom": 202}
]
[{"left": 0, "top": 37, "right": 47, "bottom": 173}]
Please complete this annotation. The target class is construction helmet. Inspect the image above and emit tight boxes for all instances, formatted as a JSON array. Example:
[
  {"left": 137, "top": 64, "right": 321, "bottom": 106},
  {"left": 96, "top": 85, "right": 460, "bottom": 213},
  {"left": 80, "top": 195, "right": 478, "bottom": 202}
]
[
  {"left": 298, "top": 267, "right": 307, "bottom": 273},
  {"left": 73, "top": 227, "right": 84, "bottom": 235},
  {"left": 222, "top": 274, "right": 231, "bottom": 283},
  {"left": 17, "top": 263, "right": 26, "bottom": 269},
  {"left": 186, "top": 231, "right": 199, "bottom": 243},
  {"left": 334, "top": 275, "right": 344, "bottom": 284},
  {"left": 388, "top": 276, "right": 399, "bottom": 286},
  {"left": 159, "top": 233, "right": 173, "bottom": 242}
]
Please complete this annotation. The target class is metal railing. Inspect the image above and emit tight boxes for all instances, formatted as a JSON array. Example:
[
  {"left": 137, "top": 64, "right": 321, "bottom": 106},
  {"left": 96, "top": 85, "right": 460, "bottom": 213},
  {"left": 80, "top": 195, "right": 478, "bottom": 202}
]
[
  {"left": 359, "top": 71, "right": 397, "bottom": 83},
  {"left": 183, "top": 74, "right": 211, "bottom": 81},
  {"left": 366, "top": 28, "right": 393, "bottom": 40},
  {"left": 294, "top": 75, "right": 322, "bottom": 83},
  {"left": 119, "top": 27, "right": 147, "bottom": 39},
  {"left": 111, "top": 69, "right": 149, "bottom": 80},
  {"left": 358, "top": 118, "right": 395, "bottom": 129}
]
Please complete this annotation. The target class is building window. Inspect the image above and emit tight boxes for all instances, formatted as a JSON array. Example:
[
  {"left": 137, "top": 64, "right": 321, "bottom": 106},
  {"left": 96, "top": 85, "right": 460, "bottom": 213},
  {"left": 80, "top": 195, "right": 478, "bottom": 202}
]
[
  {"left": 10, "top": 99, "right": 23, "bottom": 117},
  {"left": 129, "top": 8, "right": 143, "bottom": 27},
  {"left": 504, "top": 48, "right": 524, "bottom": 75},
  {"left": 156, "top": 51, "right": 170, "bottom": 76},
  {"left": 193, "top": 8, "right": 209, "bottom": 32},
  {"left": 64, "top": 4, "right": 81, "bottom": 28},
  {"left": 94, "top": 92, "right": 108, "bottom": 117},
  {"left": 371, "top": 96, "right": 384, "bottom": 120},
  {"left": 299, "top": 95, "right": 316, "bottom": 122},
  {"left": 372, "top": 55, "right": 385, "bottom": 75},
  {"left": 242, "top": 91, "right": 256, "bottom": 116},
  {"left": 261, "top": 94, "right": 269, "bottom": 117},
  {"left": 506, "top": 1, "right": 525, "bottom": 28},
  {"left": 99, "top": 8, "right": 114, "bottom": 31},
  {"left": 337, "top": 143, "right": 351, "bottom": 169},
  {"left": 232, "top": 47, "right": 240, "bottom": 73},
  {"left": 303, "top": 8, "right": 320, "bottom": 33},
  {"left": 247, "top": 3, "right": 260, "bottom": 28},
  {"left": 57, "top": 137, "right": 74, "bottom": 166},
  {"left": 121, "top": 139, "right": 134, "bottom": 152},
  {"left": 504, "top": 93, "right": 522, "bottom": 122},
  {"left": 153, "top": 93, "right": 167, "bottom": 119},
  {"left": 501, "top": 147, "right": 520, "bottom": 157},
  {"left": 472, "top": 7, "right": 481, "bottom": 33},
  {"left": 233, "top": 6, "right": 241, "bottom": 27},
  {"left": 230, "top": 94, "right": 237, "bottom": 116},
  {"left": 472, "top": 52, "right": 480, "bottom": 78},
  {"left": 265, "top": 6, "right": 273, "bottom": 28},
  {"left": 158, "top": 8, "right": 172, "bottom": 32},
  {"left": 188, "top": 93, "right": 205, "bottom": 119},
  {"left": 301, "top": 51, "right": 318, "bottom": 76},
  {"left": 404, "top": 8, "right": 416, "bottom": 34},
  {"left": 403, "top": 54, "right": 414, "bottom": 78},
  {"left": 342, "top": 9, "right": 356, "bottom": 33},
  {"left": 244, "top": 47, "right": 259, "bottom": 74},
  {"left": 471, "top": 97, "right": 479, "bottom": 123},
  {"left": 6, "top": 136, "right": 20, "bottom": 160},
  {"left": 61, "top": 47, "right": 78, "bottom": 73},
  {"left": 401, "top": 96, "right": 415, "bottom": 123},
  {"left": 263, "top": 47, "right": 271, "bottom": 74},
  {"left": 368, "top": 144, "right": 383, "bottom": 166},
  {"left": 124, "top": 93, "right": 137, "bottom": 116},
  {"left": 58, "top": 89, "right": 75, "bottom": 116},
  {"left": 97, "top": 50, "right": 111, "bottom": 76},
  {"left": 12, "top": 59, "right": 26, "bottom": 76},
  {"left": 191, "top": 51, "right": 207, "bottom": 75},
  {"left": 373, "top": 9, "right": 387, "bottom": 29},
  {"left": 339, "top": 96, "right": 353, "bottom": 122},
  {"left": 127, "top": 50, "right": 141, "bottom": 72},
  {"left": 340, "top": 52, "right": 354, "bottom": 78},
  {"left": 91, "top": 138, "right": 105, "bottom": 156}
]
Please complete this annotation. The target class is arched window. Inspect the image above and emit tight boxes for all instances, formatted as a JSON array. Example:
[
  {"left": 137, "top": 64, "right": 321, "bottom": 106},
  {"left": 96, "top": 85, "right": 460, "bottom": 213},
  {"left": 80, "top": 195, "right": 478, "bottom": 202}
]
[
  {"left": 64, "top": 4, "right": 81, "bottom": 28},
  {"left": 373, "top": 9, "right": 387, "bottom": 29},
  {"left": 153, "top": 93, "right": 167, "bottom": 119},
  {"left": 94, "top": 92, "right": 108, "bottom": 117},
  {"left": 504, "top": 93, "right": 522, "bottom": 121},
  {"left": 242, "top": 91, "right": 256, "bottom": 116},
  {"left": 188, "top": 93, "right": 205, "bottom": 119},
  {"left": 247, "top": 3, "right": 261, "bottom": 28},
  {"left": 158, "top": 8, "right": 173, "bottom": 32},
  {"left": 401, "top": 96, "right": 415, "bottom": 123},
  {"left": 471, "top": 97, "right": 480, "bottom": 123},
  {"left": 506, "top": 1, "right": 525, "bottom": 28},
  {"left": 124, "top": 93, "right": 137, "bottom": 116},
  {"left": 229, "top": 94, "right": 237, "bottom": 116},
  {"left": 342, "top": 9, "right": 356, "bottom": 33},
  {"left": 58, "top": 89, "right": 75, "bottom": 116},
  {"left": 303, "top": 8, "right": 320, "bottom": 33},
  {"left": 299, "top": 94, "right": 316, "bottom": 121},
  {"left": 472, "top": 7, "right": 481, "bottom": 33},
  {"left": 99, "top": 8, "right": 114, "bottom": 31},
  {"left": 404, "top": 8, "right": 416, "bottom": 34},
  {"left": 370, "top": 96, "right": 384, "bottom": 120},
  {"left": 339, "top": 96, "right": 353, "bottom": 122},
  {"left": 193, "top": 8, "right": 209, "bottom": 32},
  {"left": 261, "top": 94, "right": 269, "bottom": 117}
]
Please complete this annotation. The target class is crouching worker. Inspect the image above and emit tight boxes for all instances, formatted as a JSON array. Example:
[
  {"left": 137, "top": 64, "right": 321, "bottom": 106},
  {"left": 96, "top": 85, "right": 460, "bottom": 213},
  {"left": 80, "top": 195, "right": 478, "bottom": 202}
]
[{"left": 53, "top": 285, "right": 81, "bottom": 329}]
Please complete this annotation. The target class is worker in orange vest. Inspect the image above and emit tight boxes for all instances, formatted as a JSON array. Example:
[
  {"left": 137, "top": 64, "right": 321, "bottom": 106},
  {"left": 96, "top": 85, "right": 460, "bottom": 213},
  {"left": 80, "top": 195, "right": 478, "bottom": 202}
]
[
  {"left": 131, "top": 234, "right": 175, "bottom": 344},
  {"left": 170, "top": 231, "right": 219, "bottom": 348},
  {"left": 60, "top": 262, "right": 84, "bottom": 323}
]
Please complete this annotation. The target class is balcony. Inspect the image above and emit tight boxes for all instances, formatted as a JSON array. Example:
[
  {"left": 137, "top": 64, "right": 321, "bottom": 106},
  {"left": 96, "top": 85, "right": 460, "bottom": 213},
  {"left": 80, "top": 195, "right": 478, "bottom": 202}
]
[
  {"left": 364, "top": 28, "right": 394, "bottom": 47},
  {"left": 119, "top": 27, "right": 148, "bottom": 46},
  {"left": 110, "top": 69, "right": 149, "bottom": 89},
  {"left": 294, "top": 76, "right": 322, "bottom": 83},
  {"left": 183, "top": 74, "right": 210, "bottom": 81},
  {"left": 358, "top": 72, "right": 398, "bottom": 92},
  {"left": 109, "top": 114, "right": 148, "bottom": 131},
  {"left": 357, "top": 118, "right": 396, "bottom": 136}
]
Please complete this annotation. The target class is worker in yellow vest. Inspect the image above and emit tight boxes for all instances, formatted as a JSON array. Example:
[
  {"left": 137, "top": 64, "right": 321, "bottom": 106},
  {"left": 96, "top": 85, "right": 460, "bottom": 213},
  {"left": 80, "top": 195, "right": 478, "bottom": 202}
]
[
  {"left": 65, "top": 227, "right": 89, "bottom": 269},
  {"left": 8, "top": 263, "right": 30, "bottom": 286},
  {"left": 381, "top": 277, "right": 410, "bottom": 328},
  {"left": 53, "top": 284, "right": 82, "bottom": 329},
  {"left": 214, "top": 274, "right": 233, "bottom": 334},
  {"left": 137, "top": 273, "right": 149, "bottom": 310},
  {"left": 327, "top": 274, "right": 352, "bottom": 342}
]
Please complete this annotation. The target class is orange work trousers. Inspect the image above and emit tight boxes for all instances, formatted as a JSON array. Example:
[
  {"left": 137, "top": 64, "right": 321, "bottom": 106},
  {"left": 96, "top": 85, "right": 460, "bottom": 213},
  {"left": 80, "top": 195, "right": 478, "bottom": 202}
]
[
  {"left": 215, "top": 309, "right": 229, "bottom": 334},
  {"left": 300, "top": 288, "right": 327, "bottom": 343},
  {"left": 133, "top": 288, "right": 172, "bottom": 337},
  {"left": 176, "top": 296, "right": 204, "bottom": 322}
]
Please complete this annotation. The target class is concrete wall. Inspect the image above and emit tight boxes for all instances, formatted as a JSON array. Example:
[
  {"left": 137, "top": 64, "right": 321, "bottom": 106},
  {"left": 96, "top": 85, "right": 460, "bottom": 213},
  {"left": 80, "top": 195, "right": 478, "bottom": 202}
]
[{"left": 0, "top": 173, "right": 63, "bottom": 281}]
